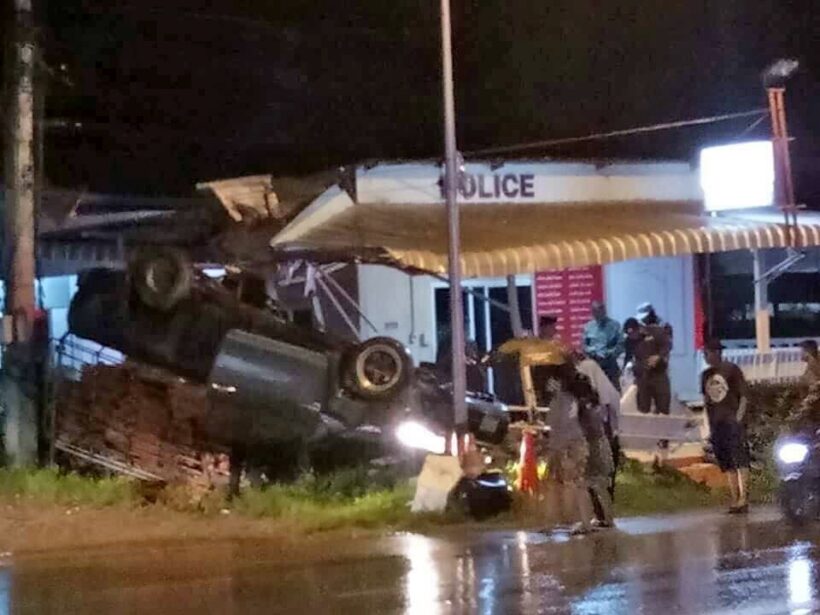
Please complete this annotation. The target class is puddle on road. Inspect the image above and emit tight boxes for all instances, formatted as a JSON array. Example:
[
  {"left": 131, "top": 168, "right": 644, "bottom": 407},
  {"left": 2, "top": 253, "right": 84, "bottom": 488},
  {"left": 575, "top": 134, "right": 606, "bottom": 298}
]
[{"left": 3, "top": 511, "right": 820, "bottom": 614}]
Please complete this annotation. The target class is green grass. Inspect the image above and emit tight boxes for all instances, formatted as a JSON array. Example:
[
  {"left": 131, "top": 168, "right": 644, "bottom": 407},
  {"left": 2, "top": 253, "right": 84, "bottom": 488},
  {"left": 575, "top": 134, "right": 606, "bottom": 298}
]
[
  {"left": 0, "top": 467, "right": 139, "bottom": 507},
  {"left": 0, "top": 461, "right": 778, "bottom": 533},
  {"left": 614, "top": 460, "right": 721, "bottom": 517},
  {"left": 613, "top": 460, "right": 779, "bottom": 516},
  {"left": 0, "top": 465, "right": 418, "bottom": 532},
  {"left": 231, "top": 468, "right": 416, "bottom": 531},
  {"left": 749, "top": 461, "right": 779, "bottom": 505},
  {"left": 233, "top": 482, "right": 415, "bottom": 531}
]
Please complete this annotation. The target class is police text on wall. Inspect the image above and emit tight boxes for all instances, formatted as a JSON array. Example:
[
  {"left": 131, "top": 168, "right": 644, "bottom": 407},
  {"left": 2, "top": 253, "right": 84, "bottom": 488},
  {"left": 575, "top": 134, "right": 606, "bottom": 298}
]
[{"left": 459, "top": 173, "right": 536, "bottom": 200}]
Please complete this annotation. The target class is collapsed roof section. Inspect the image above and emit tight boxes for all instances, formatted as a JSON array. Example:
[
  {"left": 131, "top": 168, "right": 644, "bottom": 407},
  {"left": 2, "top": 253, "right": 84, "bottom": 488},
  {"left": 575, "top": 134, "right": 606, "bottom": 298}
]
[{"left": 29, "top": 172, "right": 338, "bottom": 273}]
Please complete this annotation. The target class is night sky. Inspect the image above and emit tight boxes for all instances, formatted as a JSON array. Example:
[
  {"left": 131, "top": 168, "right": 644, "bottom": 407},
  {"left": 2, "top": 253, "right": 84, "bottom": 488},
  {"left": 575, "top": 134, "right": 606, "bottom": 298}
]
[{"left": 6, "top": 1, "right": 820, "bottom": 202}]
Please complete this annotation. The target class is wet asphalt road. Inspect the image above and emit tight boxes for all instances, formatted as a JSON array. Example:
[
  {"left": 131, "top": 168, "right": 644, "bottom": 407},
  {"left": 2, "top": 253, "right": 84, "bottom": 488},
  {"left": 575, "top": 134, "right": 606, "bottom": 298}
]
[{"left": 4, "top": 507, "right": 820, "bottom": 614}]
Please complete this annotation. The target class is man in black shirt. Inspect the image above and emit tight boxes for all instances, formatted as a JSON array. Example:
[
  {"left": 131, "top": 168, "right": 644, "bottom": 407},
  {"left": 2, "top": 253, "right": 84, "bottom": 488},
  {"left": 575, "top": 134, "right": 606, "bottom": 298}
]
[
  {"left": 622, "top": 318, "right": 642, "bottom": 367},
  {"left": 702, "top": 339, "right": 750, "bottom": 514},
  {"left": 633, "top": 320, "right": 672, "bottom": 416}
]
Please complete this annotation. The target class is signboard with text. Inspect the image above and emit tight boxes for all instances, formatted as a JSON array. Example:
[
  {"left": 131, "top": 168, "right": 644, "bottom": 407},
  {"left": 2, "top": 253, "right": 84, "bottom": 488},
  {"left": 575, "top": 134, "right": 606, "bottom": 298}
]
[
  {"left": 535, "top": 266, "right": 604, "bottom": 347},
  {"left": 355, "top": 161, "right": 701, "bottom": 205}
]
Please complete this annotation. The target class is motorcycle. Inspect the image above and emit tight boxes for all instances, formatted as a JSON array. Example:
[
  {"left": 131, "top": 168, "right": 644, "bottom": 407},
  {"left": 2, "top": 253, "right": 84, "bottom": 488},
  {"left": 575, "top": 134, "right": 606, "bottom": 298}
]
[{"left": 775, "top": 430, "right": 820, "bottom": 523}]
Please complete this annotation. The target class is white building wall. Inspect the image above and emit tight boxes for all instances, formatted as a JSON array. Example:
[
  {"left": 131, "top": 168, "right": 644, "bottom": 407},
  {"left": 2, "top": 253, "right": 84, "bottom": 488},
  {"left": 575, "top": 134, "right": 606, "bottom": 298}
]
[
  {"left": 357, "top": 265, "right": 438, "bottom": 365},
  {"left": 352, "top": 160, "right": 704, "bottom": 394}
]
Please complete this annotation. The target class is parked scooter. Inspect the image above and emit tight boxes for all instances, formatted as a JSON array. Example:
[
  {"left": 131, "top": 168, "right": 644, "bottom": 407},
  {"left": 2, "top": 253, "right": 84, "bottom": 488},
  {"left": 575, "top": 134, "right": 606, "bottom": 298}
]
[{"left": 775, "top": 431, "right": 820, "bottom": 523}]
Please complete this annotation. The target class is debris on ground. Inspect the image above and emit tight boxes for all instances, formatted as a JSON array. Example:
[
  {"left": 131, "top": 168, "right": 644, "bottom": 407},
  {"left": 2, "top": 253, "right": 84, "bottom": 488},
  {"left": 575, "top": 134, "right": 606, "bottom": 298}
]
[{"left": 55, "top": 363, "right": 230, "bottom": 492}]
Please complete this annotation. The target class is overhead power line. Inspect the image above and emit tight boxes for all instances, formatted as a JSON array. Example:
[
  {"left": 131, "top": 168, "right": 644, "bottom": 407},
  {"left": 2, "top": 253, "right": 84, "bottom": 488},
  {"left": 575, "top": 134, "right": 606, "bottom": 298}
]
[{"left": 466, "top": 109, "right": 769, "bottom": 157}]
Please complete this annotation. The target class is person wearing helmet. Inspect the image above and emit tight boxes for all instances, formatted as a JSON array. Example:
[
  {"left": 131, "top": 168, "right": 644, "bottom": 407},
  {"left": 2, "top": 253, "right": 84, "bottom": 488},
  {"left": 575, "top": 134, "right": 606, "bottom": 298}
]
[{"left": 633, "top": 304, "right": 673, "bottom": 416}]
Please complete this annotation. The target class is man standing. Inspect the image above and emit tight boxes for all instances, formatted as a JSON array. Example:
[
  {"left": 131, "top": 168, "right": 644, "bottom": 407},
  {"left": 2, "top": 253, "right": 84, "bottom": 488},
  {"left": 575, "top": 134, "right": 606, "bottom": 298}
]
[
  {"left": 577, "top": 353, "right": 621, "bottom": 504},
  {"left": 636, "top": 302, "right": 674, "bottom": 347},
  {"left": 702, "top": 339, "right": 750, "bottom": 514},
  {"left": 539, "top": 349, "right": 595, "bottom": 536},
  {"left": 582, "top": 302, "right": 623, "bottom": 389},
  {"left": 633, "top": 314, "right": 672, "bottom": 416},
  {"left": 622, "top": 318, "right": 642, "bottom": 369}
]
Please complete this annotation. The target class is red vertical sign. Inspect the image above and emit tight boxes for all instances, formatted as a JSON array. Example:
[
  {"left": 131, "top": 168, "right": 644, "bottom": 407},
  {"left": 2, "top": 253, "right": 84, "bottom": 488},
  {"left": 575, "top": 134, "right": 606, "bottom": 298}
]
[
  {"left": 535, "top": 266, "right": 604, "bottom": 347},
  {"left": 693, "top": 257, "right": 705, "bottom": 350}
]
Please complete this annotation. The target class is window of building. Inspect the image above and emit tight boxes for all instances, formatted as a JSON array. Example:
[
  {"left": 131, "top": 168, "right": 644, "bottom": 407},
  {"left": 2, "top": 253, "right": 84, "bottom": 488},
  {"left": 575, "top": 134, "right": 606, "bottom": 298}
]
[
  {"left": 709, "top": 261, "right": 820, "bottom": 340},
  {"left": 433, "top": 282, "right": 533, "bottom": 393}
]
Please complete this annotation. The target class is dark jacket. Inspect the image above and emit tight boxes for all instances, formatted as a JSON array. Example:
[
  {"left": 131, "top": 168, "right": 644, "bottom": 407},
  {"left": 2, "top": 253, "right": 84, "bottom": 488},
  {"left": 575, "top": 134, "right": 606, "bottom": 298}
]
[{"left": 633, "top": 324, "right": 672, "bottom": 379}]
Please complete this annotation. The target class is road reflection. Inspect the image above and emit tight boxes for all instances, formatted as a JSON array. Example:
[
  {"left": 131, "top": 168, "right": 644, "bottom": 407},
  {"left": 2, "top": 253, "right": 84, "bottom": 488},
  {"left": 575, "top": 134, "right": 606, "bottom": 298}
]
[
  {"left": 788, "top": 542, "right": 815, "bottom": 614},
  {"left": 404, "top": 534, "right": 442, "bottom": 615},
  {"left": 0, "top": 568, "right": 9, "bottom": 615},
  {"left": 6, "top": 510, "right": 820, "bottom": 614}
]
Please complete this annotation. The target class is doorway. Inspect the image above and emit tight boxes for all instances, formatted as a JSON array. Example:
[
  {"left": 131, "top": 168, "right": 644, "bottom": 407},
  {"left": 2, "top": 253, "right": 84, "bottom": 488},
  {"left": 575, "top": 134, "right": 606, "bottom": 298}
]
[{"left": 433, "top": 279, "right": 533, "bottom": 392}]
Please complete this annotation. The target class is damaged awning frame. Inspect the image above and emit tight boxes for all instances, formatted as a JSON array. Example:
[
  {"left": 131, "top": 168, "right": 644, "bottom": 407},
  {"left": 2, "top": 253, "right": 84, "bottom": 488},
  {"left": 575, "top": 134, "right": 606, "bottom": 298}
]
[{"left": 269, "top": 186, "right": 820, "bottom": 279}]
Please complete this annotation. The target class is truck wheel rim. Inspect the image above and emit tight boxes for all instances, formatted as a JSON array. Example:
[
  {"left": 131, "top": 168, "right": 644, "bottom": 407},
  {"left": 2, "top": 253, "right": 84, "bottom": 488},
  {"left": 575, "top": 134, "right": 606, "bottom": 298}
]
[
  {"left": 145, "top": 259, "right": 178, "bottom": 295},
  {"left": 355, "top": 345, "right": 403, "bottom": 393}
]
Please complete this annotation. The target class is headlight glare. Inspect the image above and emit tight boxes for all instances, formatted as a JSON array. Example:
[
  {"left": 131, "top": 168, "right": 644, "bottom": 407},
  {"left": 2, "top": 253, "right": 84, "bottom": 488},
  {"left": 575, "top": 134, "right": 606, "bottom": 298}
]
[
  {"left": 396, "top": 421, "right": 447, "bottom": 454},
  {"left": 778, "top": 442, "right": 809, "bottom": 465}
]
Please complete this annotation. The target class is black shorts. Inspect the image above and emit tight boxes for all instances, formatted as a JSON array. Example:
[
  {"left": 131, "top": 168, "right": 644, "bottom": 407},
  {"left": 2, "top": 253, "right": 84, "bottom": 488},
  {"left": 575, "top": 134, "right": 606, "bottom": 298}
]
[{"left": 711, "top": 421, "right": 750, "bottom": 471}]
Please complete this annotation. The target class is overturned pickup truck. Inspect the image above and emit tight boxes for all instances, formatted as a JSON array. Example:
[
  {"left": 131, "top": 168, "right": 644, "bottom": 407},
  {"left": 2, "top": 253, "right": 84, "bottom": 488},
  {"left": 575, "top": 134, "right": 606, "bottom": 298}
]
[{"left": 67, "top": 251, "right": 508, "bottom": 474}]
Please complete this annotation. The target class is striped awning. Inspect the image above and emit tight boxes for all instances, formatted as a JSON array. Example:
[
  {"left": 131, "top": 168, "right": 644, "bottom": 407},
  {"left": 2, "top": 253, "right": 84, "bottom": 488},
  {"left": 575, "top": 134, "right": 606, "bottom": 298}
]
[{"left": 272, "top": 197, "right": 820, "bottom": 277}]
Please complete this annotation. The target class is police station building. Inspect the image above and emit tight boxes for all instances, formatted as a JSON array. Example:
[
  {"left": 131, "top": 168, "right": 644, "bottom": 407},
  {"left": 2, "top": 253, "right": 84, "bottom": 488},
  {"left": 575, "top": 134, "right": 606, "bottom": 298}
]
[{"left": 273, "top": 146, "right": 820, "bottom": 401}]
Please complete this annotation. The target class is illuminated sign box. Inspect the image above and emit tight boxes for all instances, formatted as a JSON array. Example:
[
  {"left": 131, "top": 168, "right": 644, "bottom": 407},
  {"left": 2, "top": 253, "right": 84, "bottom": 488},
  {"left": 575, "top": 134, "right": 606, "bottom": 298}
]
[{"left": 700, "top": 141, "right": 774, "bottom": 211}]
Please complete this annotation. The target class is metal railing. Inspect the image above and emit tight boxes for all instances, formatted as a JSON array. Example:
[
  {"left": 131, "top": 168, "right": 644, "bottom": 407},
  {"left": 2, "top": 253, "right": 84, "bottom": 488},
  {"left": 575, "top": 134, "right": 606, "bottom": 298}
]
[
  {"left": 696, "top": 346, "right": 807, "bottom": 384},
  {"left": 51, "top": 334, "right": 124, "bottom": 380},
  {"left": 45, "top": 334, "right": 125, "bottom": 465}
]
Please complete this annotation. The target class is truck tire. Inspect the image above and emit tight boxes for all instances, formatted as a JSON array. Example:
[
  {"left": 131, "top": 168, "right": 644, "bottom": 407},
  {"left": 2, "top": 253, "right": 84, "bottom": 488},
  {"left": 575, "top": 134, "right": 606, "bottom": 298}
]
[
  {"left": 68, "top": 269, "right": 130, "bottom": 349},
  {"left": 129, "top": 248, "right": 192, "bottom": 311},
  {"left": 343, "top": 337, "right": 412, "bottom": 401}
]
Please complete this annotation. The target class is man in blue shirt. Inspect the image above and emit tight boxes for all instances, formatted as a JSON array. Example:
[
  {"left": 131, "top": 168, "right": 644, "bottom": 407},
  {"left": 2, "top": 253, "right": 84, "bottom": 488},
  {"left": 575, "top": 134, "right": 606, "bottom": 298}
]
[{"left": 582, "top": 301, "right": 624, "bottom": 390}]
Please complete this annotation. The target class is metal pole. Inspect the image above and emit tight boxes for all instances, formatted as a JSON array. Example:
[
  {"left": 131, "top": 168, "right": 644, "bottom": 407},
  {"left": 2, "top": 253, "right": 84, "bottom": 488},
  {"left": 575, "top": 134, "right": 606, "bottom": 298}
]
[
  {"left": 506, "top": 275, "right": 524, "bottom": 337},
  {"left": 440, "top": 0, "right": 467, "bottom": 448},
  {"left": 767, "top": 87, "right": 798, "bottom": 245},
  {"left": 2, "top": 0, "right": 39, "bottom": 466},
  {"left": 752, "top": 250, "right": 770, "bottom": 353}
]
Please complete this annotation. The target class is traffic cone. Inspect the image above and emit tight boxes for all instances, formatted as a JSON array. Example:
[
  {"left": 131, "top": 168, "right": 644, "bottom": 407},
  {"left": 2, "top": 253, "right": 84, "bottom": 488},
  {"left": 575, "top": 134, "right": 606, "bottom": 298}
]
[{"left": 517, "top": 428, "right": 539, "bottom": 494}]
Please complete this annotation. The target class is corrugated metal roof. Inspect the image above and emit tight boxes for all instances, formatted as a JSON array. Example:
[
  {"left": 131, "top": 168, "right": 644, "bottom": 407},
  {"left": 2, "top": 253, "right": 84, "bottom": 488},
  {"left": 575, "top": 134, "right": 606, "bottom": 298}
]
[{"left": 272, "top": 197, "right": 820, "bottom": 277}]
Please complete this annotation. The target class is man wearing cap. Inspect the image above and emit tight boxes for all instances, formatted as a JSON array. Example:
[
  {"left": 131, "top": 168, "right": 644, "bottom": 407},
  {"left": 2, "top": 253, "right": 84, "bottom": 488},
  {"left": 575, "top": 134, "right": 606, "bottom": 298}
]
[
  {"left": 702, "top": 339, "right": 750, "bottom": 514},
  {"left": 633, "top": 305, "right": 673, "bottom": 416},
  {"left": 582, "top": 301, "right": 623, "bottom": 390}
]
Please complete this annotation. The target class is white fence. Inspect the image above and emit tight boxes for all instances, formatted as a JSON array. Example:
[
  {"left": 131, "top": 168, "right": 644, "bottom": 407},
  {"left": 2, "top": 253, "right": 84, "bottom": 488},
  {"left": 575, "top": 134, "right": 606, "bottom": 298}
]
[{"left": 698, "top": 346, "right": 806, "bottom": 385}]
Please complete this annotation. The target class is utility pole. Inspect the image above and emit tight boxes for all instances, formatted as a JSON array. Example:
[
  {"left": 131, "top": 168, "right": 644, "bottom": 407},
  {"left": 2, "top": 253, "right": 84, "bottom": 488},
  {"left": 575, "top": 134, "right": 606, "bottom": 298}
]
[
  {"left": 439, "top": 0, "right": 467, "bottom": 452},
  {"left": 2, "top": 0, "right": 39, "bottom": 465},
  {"left": 752, "top": 59, "right": 800, "bottom": 354}
]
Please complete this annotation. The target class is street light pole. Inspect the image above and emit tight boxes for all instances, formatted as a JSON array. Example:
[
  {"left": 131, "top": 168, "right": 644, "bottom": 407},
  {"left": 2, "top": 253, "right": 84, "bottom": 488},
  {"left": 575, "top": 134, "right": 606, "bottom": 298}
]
[
  {"left": 439, "top": 0, "right": 467, "bottom": 449},
  {"left": 767, "top": 87, "right": 797, "bottom": 238},
  {"left": 753, "top": 59, "right": 799, "bottom": 354}
]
